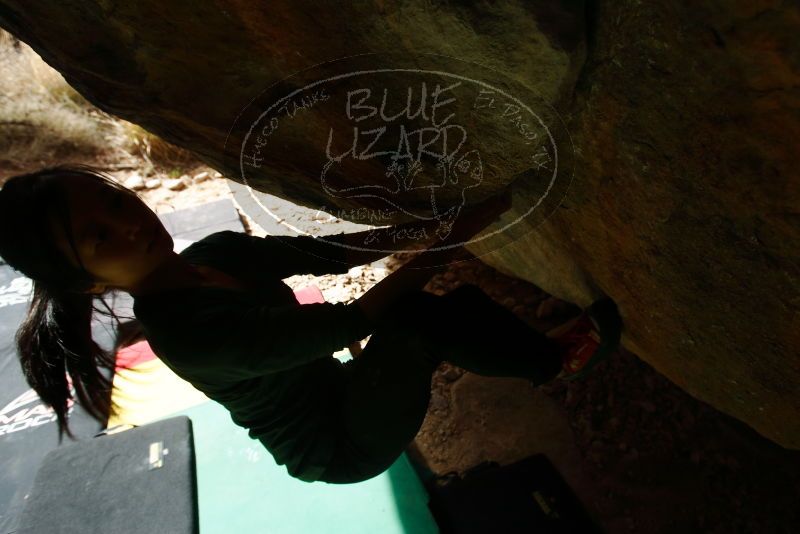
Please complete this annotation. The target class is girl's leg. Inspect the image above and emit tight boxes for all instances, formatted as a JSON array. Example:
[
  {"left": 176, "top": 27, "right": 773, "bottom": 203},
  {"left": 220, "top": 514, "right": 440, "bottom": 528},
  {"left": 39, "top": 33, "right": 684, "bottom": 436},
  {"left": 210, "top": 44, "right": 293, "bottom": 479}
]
[
  {"left": 422, "top": 283, "right": 562, "bottom": 383},
  {"left": 320, "top": 284, "right": 561, "bottom": 484},
  {"left": 321, "top": 323, "right": 440, "bottom": 484}
]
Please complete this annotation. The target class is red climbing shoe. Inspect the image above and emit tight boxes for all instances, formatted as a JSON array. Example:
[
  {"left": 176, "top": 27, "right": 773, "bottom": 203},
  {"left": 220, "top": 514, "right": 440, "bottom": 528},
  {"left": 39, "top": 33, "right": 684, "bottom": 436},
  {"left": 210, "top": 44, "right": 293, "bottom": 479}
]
[{"left": 546, "top": 297, "right": 622, "bottom": 381}]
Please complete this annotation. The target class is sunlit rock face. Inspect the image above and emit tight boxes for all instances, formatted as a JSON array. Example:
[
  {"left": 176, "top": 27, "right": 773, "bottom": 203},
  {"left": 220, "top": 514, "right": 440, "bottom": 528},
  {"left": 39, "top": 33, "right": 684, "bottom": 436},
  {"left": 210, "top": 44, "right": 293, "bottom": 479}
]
[{"left": 1, "top": 1, "right": 798, "bottom": 448}]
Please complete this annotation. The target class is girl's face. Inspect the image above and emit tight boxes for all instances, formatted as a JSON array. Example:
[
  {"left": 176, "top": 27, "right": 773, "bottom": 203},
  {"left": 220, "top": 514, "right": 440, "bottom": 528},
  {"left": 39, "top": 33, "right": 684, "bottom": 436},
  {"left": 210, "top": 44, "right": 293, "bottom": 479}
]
[{"left": 47, "top": 174, "right": 174, "bottom": 294}]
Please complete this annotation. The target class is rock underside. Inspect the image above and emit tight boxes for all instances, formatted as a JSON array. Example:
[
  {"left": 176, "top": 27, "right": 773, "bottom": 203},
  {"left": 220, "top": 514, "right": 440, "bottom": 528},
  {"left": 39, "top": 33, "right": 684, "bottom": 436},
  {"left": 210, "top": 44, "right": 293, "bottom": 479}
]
[{"left": 0, "top": 0, "right": 797, "bottom": 447}]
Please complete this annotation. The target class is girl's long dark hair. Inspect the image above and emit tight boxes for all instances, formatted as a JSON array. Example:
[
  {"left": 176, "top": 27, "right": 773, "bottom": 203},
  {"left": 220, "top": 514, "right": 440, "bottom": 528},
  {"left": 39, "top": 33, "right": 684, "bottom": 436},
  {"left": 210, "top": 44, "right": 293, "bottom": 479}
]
[{"left": 0, "top": 164, "right": 142, "bottom": 443}]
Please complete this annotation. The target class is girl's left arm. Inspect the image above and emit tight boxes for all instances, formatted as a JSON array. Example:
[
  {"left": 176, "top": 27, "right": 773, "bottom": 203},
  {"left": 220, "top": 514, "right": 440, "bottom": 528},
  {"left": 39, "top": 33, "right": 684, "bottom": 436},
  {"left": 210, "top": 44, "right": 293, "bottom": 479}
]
[
  {"left": 210, "top": 219, "right": 440, "bottom": 279},
  {"left": 323, "top": 218, "right": 440, "bottom": 266}
]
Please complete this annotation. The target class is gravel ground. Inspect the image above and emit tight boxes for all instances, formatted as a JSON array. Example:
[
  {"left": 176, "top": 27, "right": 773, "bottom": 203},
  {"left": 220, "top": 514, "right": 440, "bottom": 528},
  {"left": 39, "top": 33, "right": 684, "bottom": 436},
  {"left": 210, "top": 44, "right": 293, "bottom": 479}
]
[{"left": 410, "top": 253, "right": 800, "bottom": 534}]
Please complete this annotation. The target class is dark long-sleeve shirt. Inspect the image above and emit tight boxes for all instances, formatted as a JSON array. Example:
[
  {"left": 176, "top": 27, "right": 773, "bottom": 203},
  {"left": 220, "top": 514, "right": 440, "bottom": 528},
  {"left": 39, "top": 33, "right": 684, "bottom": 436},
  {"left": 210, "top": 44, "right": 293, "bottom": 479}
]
[{"left": 132, "top": 230, "right": 375, "bottom": 481}]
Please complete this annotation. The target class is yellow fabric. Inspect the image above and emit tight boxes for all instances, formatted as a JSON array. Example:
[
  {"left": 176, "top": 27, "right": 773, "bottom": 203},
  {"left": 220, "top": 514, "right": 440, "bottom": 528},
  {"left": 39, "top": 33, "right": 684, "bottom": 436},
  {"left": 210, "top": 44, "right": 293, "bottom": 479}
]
[{"left": 107, "top": 357, "right": 210, "bottom": 428}]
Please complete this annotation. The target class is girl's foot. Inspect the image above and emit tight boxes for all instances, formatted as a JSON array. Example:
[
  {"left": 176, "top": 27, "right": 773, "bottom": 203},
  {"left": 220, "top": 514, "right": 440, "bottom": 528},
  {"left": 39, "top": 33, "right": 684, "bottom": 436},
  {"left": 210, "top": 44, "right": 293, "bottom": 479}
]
[{"left": 546, "top": 297, "right": 622, "bottom": 381}]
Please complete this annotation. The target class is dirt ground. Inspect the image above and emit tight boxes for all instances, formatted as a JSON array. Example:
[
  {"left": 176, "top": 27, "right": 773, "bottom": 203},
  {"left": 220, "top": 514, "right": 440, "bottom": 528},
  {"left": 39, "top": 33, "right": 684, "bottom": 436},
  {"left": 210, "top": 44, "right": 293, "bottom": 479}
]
[
  {"left": 5, "top": 157, "right": 799, "bottom": 533},
  {"left": 410, "top": 252, "right": 800, "bottom": 534}
]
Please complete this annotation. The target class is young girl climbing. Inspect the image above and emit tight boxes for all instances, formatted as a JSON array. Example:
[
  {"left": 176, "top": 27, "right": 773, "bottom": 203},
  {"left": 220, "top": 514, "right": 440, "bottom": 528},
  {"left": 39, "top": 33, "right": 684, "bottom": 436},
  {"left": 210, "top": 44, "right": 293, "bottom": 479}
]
[{"left": 0, "top": 164, "right": 621, "bottom": 484}]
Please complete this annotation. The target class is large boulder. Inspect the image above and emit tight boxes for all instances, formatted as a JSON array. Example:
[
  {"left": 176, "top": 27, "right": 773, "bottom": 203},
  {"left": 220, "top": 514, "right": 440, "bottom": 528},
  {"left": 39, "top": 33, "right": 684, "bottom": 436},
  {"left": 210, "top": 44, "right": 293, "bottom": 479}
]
[{"left": 1, "top": 1, "right": 798, "bottom": 448}]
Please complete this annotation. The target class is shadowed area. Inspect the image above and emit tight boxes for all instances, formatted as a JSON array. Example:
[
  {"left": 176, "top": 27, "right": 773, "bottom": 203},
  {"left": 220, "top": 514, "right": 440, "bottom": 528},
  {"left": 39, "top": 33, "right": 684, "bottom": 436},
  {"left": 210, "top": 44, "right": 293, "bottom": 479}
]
[{"left": 0, "top": 0, "right": 798, "bottom": 454}]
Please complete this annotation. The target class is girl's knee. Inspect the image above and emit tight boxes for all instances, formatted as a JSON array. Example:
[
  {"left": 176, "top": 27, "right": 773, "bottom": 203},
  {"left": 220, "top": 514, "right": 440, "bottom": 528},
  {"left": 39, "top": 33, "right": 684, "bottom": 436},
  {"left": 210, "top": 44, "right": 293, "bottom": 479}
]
[
  {"left": 379, "top": 290, "right": 439, "bottom": 326},
  {"left": 363, "top": 324, "right": 442, "bottom": 368},
  {"left": 446, "top": 283, "right": 486, "bottom": 302}
]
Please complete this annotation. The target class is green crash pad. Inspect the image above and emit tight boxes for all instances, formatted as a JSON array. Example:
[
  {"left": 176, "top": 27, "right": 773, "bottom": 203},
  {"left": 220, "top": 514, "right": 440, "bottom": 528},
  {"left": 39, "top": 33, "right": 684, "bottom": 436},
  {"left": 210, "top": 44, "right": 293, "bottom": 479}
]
[{"left": 155, "top": 400, "right": 438, "bottom": 534}]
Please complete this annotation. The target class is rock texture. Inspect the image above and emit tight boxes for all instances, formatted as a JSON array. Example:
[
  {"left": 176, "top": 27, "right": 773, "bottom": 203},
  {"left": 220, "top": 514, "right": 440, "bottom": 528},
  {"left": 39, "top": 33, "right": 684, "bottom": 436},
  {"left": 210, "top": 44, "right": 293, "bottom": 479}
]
[{"left": 0, "top": 1, "right": 798, "bottom": 447}]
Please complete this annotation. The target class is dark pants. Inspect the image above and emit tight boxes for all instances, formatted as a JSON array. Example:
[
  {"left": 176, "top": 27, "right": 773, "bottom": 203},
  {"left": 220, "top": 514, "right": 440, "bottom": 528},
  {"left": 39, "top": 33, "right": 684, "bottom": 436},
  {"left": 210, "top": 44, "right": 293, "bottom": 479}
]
[{"left": 318, "top": 284, "right": 562, "bottom": 484}]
